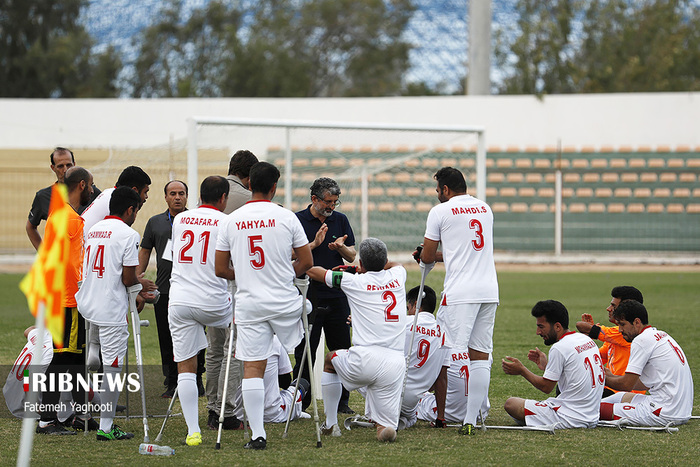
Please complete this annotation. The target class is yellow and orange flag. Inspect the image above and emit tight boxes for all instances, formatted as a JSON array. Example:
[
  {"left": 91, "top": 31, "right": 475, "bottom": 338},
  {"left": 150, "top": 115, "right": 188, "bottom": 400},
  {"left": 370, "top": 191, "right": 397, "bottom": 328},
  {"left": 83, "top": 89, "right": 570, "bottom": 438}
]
[{"left": 19, "top": 184, "right": 70, "bottom": 348}]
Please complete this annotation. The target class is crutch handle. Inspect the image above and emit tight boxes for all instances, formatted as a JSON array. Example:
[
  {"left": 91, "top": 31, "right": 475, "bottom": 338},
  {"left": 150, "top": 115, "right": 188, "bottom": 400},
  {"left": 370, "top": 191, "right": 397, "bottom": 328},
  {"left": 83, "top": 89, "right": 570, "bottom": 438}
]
[
  {"left": 419, "top": 261, "right": 436, "bottom": 274},
  {"left": 294, "top": 275, "right": 310, "bottom": 296}
]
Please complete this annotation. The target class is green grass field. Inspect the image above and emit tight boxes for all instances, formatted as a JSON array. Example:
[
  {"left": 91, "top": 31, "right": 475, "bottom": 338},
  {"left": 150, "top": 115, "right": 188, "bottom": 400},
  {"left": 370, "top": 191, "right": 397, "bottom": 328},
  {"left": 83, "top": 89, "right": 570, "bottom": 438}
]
[{"left": 1, "top": 267, "right": 699, "bottom": 466}]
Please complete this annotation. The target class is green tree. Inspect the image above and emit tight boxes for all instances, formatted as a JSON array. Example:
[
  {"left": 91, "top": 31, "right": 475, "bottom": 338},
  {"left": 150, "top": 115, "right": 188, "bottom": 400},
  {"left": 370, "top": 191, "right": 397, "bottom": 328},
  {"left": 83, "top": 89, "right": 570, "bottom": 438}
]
[
  {"left": 0, "top": 0, "right": 121, "bottom": 97},
  {"left": 130, "top": 0, "right": 415, "bottom": 97}
]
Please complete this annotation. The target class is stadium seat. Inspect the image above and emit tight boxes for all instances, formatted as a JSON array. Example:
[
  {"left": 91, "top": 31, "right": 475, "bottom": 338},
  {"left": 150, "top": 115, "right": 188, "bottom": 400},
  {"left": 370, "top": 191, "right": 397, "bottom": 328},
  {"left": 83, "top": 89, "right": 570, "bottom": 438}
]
[
  {"left": 620, "top": 173, "right": 638, "bottom": 182},
  {"left": 500, "top": 187, "right": 517, "bottom": 197},
  {"left": 492, "top": 202, "right": 508, "bottom": 212},
  {"left": 640, "top": 173, "right": 658, "bottom": 182},
  {"left": 610, "top": 158, "right": 626, "bottom": 168},
  {"left": 386, "top": 187, "right": 402, "bottom": 197},
  {"left": 519, "top": 187, "right": 536, "bottom": 197},
  {"left": 647, "top": 158, "right": 665, "bottom": 168},
  {"left": 595, "top": 188, "right": 613, "bottom": 198},
  {"left": 530, "top": 203, "right": 548, "bottom": 213},
  {"left": 602, "top": 173, "right": 619, "bottom": 183},
  {"left": 534, "top": 159, "right": 551, "bottom": 168},
  {"left": 627, "top": 203, "right": 645, "bottom": 213},
  {"left": 628, "top": 158, "right": 646, "bottom": 168},
  {"left": 572, "top": 159, "right": 588, "bottom": 168},
  {"left": 673, "top": 188, "right": 691, "bottom": 197},
  {"left": 679, "top": 173, "right": 696, "bottom": 182},
  {"left": 588, "top": 203, "right": 606, "bottom": 213},
  {"left": 568, "top": 203, "right": 586, "bottom": 213},
  {"left": 506, "top": 173, "right": 524, "bottom": 183},
  {"left": 653, "top": 188, "right": 671, "bottom": 197},
  {"left": 633, "top": 188, "right": 652, "bottom": 198},
  {"left": 510, "top": 203, "right": 528, "bottom": 212},
  {"left": 667, "top": 158, "right": 684, "bottom": 168},
  {"left": 667, "top": 204, "right": 684, "bottom": 213},
  {"left": 525, "top": 173, "right": 543, "bottom": 183},
  {"left": 590, "top": 159, "right": 607, "bottom": 168},
  {"left": 583, "top": 173, "right": 600, "bottom": 183},
  {"left": 660, "top": 173, "right": 677, "bottom": 182},
  {"left": 614, "top": 188, "right": 632, "bottom": 197}
]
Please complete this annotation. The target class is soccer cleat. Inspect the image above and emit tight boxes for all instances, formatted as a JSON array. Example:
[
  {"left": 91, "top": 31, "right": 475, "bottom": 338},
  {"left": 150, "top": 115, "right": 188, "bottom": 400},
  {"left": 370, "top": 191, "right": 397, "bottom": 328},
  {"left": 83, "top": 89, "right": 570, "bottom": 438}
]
[
  {"left": 244, "top": 436, "right": 267, "bottom": 450},
  {"left": 116, "top": 404, "right": 127, "bottom": 413},
  {"left": 36, "top": 421, "right": 76, "bottom": 435},
  {"left": 458, "top": 423, "right": 476, "bottom": 436},
  {"left": 65, "top": 415, "right": 99, "bottom": 432},
  {"left": 378, "top": 426, "right": 397, "bottom": 442},
  {"left": 96, "top": 424, "right": 134, "bottom": 441},
  {"left": 321, "top": 422, "right": 342, "bottom": 437},
  {"left": 185, "top": 432, "right": 202, "bottom": 446},
  {"left": 223, "top": 415, "right": 243, "bottom": 430},
  {"left": 338, "top": 403, "right": 355, "bottom": 414},
  {"left": 161, "top": 386, "right": 176, "bottom": 398}
]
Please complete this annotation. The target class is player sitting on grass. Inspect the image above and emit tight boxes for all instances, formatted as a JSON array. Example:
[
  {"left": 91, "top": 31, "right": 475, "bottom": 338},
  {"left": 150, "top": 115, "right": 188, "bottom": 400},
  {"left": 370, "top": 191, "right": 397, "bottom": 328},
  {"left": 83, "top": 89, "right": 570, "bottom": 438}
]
[
  {"left": 601, "top": 300, "right": 694, "bottom": 427},
  {"left": 502, "top": 300, "right": 603, "bottom": 429},
  {"left": 308, "top": 237, "right": 406, "bottom": 442}
]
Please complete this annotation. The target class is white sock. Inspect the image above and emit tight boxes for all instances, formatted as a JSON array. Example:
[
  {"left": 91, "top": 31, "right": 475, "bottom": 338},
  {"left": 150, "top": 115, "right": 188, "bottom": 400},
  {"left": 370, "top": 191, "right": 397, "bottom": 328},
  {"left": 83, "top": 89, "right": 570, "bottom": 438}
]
[
  {"left": 322, "top": 372, "right": 342, "bottom": 427},
  {"left": 464, "top": 359, "right": 491, "bottom": 426},
  {"left": 178, "top": 373, "right": 200, "bottom": 436},
  {"left": 99, "top": 366, "right": 121, "bottom": 432},
  {"left": 242, "top": 378, "right": 266, "bottom": 440}
]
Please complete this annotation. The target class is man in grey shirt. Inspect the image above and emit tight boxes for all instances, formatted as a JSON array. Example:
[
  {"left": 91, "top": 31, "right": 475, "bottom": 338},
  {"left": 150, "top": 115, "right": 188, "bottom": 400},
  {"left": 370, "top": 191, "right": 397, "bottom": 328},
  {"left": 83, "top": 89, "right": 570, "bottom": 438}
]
[{"left": 206, "top": 149, "right": 259, "bottom": 429}]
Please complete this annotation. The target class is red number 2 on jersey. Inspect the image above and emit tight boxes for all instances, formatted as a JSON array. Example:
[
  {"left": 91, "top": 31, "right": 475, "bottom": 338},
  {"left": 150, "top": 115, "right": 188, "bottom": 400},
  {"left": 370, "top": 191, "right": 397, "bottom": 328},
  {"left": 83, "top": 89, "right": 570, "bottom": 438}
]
[{"left": 382, "top": 290, "right": 398, "bottom": 322}]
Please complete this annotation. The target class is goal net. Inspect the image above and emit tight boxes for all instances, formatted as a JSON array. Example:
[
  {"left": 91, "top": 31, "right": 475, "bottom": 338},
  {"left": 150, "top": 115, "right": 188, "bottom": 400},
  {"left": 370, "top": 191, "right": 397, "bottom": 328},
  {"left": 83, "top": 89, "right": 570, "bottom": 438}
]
[{"left": 187, "top": 118, "right": 486, "bottom": 253}]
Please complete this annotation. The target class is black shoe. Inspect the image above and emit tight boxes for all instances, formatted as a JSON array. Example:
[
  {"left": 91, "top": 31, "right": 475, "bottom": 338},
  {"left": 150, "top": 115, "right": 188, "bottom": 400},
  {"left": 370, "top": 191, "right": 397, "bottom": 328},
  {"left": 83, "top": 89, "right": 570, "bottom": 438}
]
[
  {"left": 291, "top": 378, "right": 310, "bottom": 402},
  {"left": 223, "top": 415, "right": 243, "bottom": 430},
  {"left": 37, "top": 421, "right": 76, "bottom": 435},
  {"left": 244, "top": 436, "right": 266, "bottom": 450},
  {"left": 116, "top": 404, "right": 127, "bottom": 413},
  {"left": 65, "top": 415, "right": 99, "bottom": 432},
  {"left": 338, "top": 403, "right": 355, "bottom": 414},
  {"left": 207, "top": 410, "right": 218, "bottom": 430},
  {"left": 161, "top": 386, "right": 176, "bottom": 398}
]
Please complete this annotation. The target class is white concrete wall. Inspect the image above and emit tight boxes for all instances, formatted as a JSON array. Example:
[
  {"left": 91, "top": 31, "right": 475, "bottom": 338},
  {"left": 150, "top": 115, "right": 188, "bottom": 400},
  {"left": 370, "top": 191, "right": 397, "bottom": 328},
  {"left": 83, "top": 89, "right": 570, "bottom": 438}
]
[{"left": 0, "top": 92, "right": 698, "bottom": 151}]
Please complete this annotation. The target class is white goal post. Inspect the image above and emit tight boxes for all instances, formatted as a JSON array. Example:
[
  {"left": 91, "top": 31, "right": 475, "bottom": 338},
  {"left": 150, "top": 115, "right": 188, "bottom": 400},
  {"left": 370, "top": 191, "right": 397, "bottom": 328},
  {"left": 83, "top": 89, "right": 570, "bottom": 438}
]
[{"left": 187, "top": 117, "right": 486, "bottom": 246}]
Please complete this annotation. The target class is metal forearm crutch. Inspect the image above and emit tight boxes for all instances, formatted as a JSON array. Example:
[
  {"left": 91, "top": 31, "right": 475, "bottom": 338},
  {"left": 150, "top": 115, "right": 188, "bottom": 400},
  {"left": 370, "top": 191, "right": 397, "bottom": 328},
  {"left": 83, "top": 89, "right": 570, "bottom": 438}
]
[
  {"left": 215, "top": 320, "right": 237, "bottom": 450},
  {"left": 154, "top": 386, "right": 179, "bottom": 443},
  {"left": 295, "top": 276, "right": 322, "bottom": 448},
  {"left": 127, "top": 283, "right": 149, "bottom": 442}
]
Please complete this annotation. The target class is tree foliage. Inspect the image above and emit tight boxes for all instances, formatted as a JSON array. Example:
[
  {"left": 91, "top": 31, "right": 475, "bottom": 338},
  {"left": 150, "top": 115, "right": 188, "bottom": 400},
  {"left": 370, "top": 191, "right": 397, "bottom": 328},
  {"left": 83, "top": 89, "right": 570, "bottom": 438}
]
[
  {"left": 0, "top": 0, "right": 121, "bottom": 97},
  {"left": 495, "top": 0, "right": 700, "bottom": 94},
  {"left": 130, "top": 0, "right": 415, "bottom": 97}
]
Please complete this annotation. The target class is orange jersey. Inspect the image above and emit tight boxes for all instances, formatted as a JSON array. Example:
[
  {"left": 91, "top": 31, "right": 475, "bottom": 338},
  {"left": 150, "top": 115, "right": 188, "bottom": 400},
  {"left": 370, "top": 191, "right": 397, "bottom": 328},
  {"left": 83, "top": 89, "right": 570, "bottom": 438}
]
[
  {"left": 597, "top": 325, "right": 645, "bottom": 394},
  {"left": 46, "top": 207, "right": 84, "bottom": 307}
]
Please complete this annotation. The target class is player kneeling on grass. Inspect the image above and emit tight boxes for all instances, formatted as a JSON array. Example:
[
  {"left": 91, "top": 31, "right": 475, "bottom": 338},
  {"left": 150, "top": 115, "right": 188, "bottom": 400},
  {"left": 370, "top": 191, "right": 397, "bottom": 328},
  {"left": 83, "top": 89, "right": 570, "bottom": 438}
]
[
  {"left": 169, "top": 176, "right": 232, "bottom": 446},
  {"left": 76, "top": 186, "right": 142, "bottom": 441},
  {"left": 307, "top": 237, "right": 406, "bottom": 442},
  {"left": 600, "top": 300, "right": 693, "bottom": 427},
  {"left": 502, "top": 300, "right": 603, "bottom": 429}
]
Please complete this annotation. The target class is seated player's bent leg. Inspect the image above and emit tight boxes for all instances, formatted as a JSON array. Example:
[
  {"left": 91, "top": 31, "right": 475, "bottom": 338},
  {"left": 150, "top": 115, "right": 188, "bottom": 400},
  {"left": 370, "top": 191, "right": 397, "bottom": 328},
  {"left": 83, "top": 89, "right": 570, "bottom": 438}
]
[{"left": 504, "top": 397, "right": 526, "bottom": 423}]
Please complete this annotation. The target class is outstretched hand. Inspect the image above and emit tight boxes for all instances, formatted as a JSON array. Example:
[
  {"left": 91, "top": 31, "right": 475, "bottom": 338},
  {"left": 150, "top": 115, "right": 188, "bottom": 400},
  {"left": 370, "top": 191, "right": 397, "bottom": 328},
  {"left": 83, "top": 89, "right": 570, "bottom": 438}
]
[
  {"left": 328, "top": 234, "right": 347, "bottom": 251},
  {"left": 502, "top": 356, "right": 525, "bottom": 375},
  {"left": 581, "top": 313, "right": 594, "bottom": 324},
  {"left": 528, "top": 347, "right": 548, "bottom": 371},
  {"left": 311, "top": 224, "right": 328, "bottom": 249}
]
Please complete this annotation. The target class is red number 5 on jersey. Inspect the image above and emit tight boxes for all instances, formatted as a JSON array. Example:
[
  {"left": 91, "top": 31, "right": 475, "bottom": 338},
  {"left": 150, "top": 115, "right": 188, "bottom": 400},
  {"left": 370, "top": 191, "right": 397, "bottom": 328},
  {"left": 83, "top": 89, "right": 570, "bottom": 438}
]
[{"left": 248, "top": 235, "right": 265, "bottom": 270}]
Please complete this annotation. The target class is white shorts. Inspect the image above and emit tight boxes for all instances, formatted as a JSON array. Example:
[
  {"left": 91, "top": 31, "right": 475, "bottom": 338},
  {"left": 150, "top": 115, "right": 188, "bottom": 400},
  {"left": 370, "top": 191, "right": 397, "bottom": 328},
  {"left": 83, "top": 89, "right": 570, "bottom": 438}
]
[
  {"left": 523, "top": 398, "right": 594, "bottom": 429},
  {"left": 267, "top": 387, "right": 304, "bottom": 423},
  {"left": 331, "top": 346, "right": 405, "bottom": 429},
  {"left": 169, "top": 304, "right": 232, "bottom": 362},
  {"left": 606, "top": 393, "right": 689, "bottom": 426},
  {"left": 236, "top": 305, "right": 304, "bottom": 361},
  {"left": 437, "top": 302, "right": 497, "bottom": 353},
  {"left": 96, "top": 324, "right": 129, "bottom": 369}
]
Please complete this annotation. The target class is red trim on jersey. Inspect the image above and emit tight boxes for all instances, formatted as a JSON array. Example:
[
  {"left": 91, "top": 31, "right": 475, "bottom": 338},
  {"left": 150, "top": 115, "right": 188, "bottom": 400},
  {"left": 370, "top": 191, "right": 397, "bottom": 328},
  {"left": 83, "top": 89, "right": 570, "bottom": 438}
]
[
  {"left": 552, "top": 405, "right": 560, "bottom": 412},
  {"left": 653, "top": 407, "right": 662, "bottom": 417},
  {"left": 200, "top": 205, "right": 218, "bottom": 210},
  {"left": 441, "top": 294, "right": 447, "bottom": 306},
  {"left": 104, "top": 215, "right": 125, "bottom": 223},
  {"left": 246, "top": 199, "right": 272, "bottom": 204},
  {"left": 111, "top": 357, "right": 119, "bottom": 368},
  {"left": 330, "top": 351, "right": 338, "bottom": 360},
  {"left": 558, "top": 331, "right": 576, "bottom": 341},
  {"left": 641, "top": 325, "right": 653, "bottom": 332},
  {"left": 524, "top": 408, "right": 535, "bottom": 417}
]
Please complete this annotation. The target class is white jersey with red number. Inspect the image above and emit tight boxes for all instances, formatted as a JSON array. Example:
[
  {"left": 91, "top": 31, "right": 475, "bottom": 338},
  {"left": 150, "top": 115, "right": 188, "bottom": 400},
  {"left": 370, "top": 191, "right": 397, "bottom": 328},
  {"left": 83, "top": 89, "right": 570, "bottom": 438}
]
[
  {"left": 424, "top": 194, "right": 498, "bottom": 305},
  {"left": 76, "top": 216, "right": 140, "bottom": 326},
  {"left": 169, "top": 206, "right": 231, "bottom": 310},
  {"left": 402, "top": 312, "right": 449, "bottom": 413},
  {"left": 216, "top": 200, "right": 308, "bottom": 324},
  {"left": 323, "top": 265, "right": 407, "bottom": 352},
  {"left": 263, "top": 337, "right": 296, "bottom": 422},
  {"left": 541, "top": 332, "right": 605, "bottom": 426},
  {"left": 80, "top": 187, "right": 114, "bottom": 240},
  {"left": 3, "top": 329, "right": 54, "bottom": 418},
  {"left": 626, "top": 327, "right": 693, "bottom": 420}
]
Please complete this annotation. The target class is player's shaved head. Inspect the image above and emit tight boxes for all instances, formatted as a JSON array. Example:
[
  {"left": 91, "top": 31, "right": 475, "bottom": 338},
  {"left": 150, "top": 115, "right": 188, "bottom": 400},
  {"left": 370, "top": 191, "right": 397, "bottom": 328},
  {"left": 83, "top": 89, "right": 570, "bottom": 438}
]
[
  {"left": 249, "top": 162, "right": 280, "bottom": 194},
  {"left": 359, "top": 237, "right": 387, "bottom": 272},
  {"left": 200, "top": 176, "right": 228, "bottom": 204},
  {"left": 64, "top": 166, "right": 91, "bottom": 190}
]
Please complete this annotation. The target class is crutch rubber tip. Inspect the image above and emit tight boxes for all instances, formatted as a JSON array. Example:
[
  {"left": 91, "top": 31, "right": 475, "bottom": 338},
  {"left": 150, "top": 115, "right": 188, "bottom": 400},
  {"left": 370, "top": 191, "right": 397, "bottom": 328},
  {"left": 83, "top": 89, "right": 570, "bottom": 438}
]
[
  {"left": 215, "top": 443, "right": 221, "bottom": 450},
  {"left": 316, "top": 441, "right": 322, "bottom": 448}
]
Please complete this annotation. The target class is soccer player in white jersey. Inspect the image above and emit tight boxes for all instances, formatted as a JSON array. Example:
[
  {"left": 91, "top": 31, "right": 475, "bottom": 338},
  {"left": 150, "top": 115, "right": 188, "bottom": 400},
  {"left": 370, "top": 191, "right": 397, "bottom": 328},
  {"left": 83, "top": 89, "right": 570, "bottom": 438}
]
[
  {"left": 233, "top": 335, "right": 309, "bottom": 423},
  {"left": 419, "top": 166, "right": 499, "bottom": 435},
  {"left": 307, "top": 237, "right": 407, "bottom": 443},
  {"left": 416, "top": 351, "right": 492, "bottom": 427},
  {"left": 4, "top": 327, "right": 54, "bottom": 418},
  {"left": 169, "top": 176, "right": 232, "bottom": 446},
  {"left": 75, "top": 186, "right": 142, "bottom": 441},
  {"left": 215, "top": 161, "right": 313, "bottom": 451},
  {"left": 399, "top": 285, "right": 449, "bottom": 430},
  {"left": 600, "top": 300, "right": 693, "bottom": 426},
  {"left": 502, "top": 300, "right": 604, "bottom": 429}
]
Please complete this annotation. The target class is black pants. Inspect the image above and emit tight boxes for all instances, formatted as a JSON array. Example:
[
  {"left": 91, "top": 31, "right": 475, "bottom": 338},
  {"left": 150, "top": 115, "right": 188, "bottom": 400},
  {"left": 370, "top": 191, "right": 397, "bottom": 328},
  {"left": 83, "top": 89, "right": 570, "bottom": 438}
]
[
  {"left": 40, "top": 352, "right": 86, "bottom": 421},
  {"left": 293, "top": 291, "right": 352, "bottom": 409},
  {"left": 155, "top": 293, "right": 205, "bottom": 388}
]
